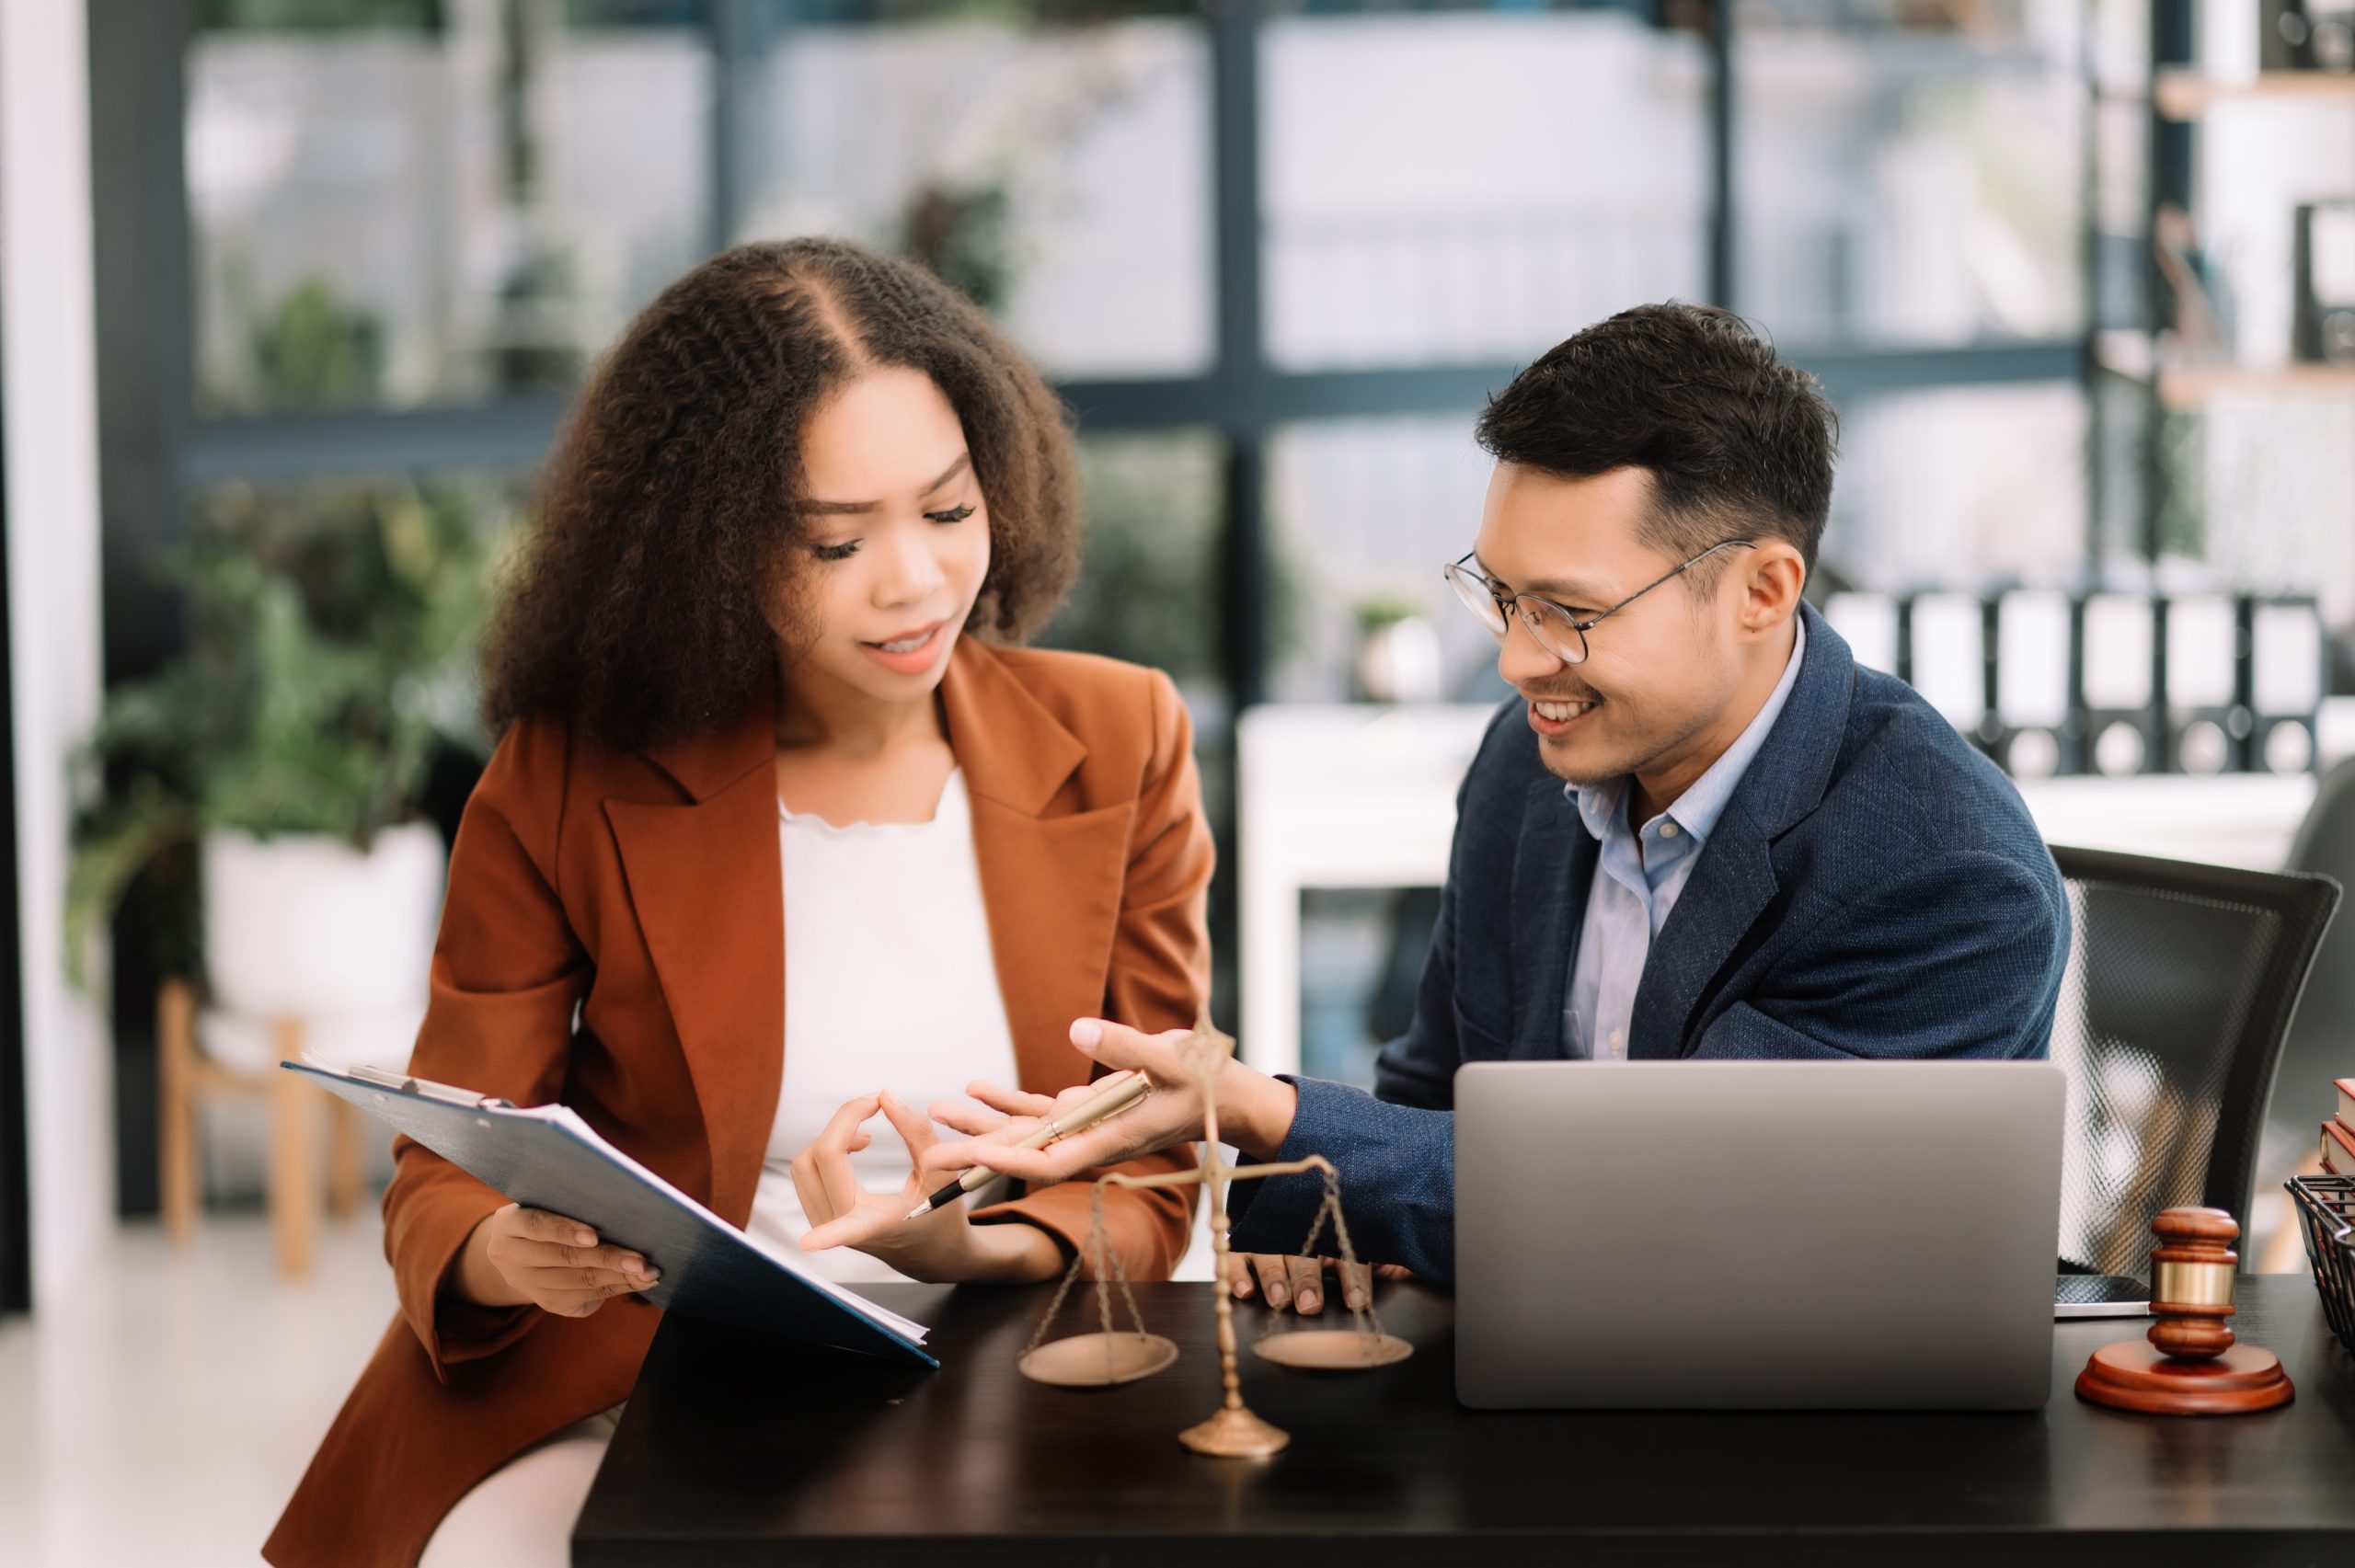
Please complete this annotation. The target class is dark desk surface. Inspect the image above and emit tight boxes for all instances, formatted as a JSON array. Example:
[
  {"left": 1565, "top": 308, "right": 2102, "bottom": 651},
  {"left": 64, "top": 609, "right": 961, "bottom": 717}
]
[{"left": 575, "top": 1276, "right": 2355, "bottom": 1567}]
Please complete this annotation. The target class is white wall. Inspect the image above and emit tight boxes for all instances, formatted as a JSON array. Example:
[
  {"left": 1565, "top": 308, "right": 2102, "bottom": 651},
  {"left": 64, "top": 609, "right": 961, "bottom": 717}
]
[{"left": 2, "top": 0, "right": 115, "bottom": 1312}]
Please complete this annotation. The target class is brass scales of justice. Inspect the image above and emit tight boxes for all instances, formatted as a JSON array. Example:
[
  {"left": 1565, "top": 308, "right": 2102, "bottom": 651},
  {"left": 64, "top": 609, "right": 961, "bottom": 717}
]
[{"left": 1013, "top": 1012, "right": 1412, "bottom": 1457}]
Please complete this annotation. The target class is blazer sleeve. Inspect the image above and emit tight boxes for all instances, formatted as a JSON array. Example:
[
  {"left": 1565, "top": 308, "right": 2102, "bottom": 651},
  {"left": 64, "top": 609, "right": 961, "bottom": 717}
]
[
  {"left": 975, "top": 668, "right": 1209, "bottom": 1281},
  {"left": 1369, "top": 721, "right": 1497, "bottom": 1111},
  {"left": 1225, "top": 854, "right": 1466, "bottom": 1281},
  {"left": 1224, "top": 701, "right": 1530, "bottom": 1284},
  {"left": 381, "top": 716, "right": 592, "bottom": 1381},
  {"left": 1694, "top": 847, "right": 2068, "bottom": 1062}
]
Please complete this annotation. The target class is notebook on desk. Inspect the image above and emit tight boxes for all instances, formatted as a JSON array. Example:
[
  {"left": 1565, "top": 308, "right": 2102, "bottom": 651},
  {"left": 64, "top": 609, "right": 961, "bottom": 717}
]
[{"left": 284, "top": 1059, "right": 936, "bottom": 1368}]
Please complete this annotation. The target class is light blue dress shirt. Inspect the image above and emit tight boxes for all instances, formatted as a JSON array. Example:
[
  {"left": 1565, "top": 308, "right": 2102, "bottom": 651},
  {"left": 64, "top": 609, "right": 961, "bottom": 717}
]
[{"left": 1563, "top": 616, "right": 1808, "bottom": 1059}]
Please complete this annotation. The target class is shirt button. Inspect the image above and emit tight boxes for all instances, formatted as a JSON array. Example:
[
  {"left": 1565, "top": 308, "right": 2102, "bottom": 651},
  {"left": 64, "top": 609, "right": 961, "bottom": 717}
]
[
  {"left": 1609, "top": 1029, "right": 1626, "bottom": 1058},
  {"left": 1660, "top": 822, "right": 1679, "bottom": 838}
]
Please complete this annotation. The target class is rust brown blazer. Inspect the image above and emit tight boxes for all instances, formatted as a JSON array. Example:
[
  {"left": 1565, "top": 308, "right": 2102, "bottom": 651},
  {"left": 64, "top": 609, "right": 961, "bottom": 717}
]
[{"left": 265, "top": 641, "right": 1211, "bottom": 1568}]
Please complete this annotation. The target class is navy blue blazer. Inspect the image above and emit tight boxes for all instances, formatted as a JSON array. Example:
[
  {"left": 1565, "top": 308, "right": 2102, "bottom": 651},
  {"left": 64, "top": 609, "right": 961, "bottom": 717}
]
[{"left": 1228, "top": 601, "right": 2069, "bottom": 1282}]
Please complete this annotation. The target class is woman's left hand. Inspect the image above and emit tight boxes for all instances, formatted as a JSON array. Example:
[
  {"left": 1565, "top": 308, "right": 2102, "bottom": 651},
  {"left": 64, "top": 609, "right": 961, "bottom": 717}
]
[{"left": 791, "top": 1091, "right": 1063, "bottom": 1284}]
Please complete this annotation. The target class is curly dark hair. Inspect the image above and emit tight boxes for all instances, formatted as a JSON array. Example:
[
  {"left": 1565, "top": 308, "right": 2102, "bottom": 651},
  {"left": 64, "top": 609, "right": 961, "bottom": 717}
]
[
  {"left": 479, "top": 237, "right": 1080, "bottom": 753},
  {"left": 1475, "top": 303, "right": 1838, "bottom": 581}
]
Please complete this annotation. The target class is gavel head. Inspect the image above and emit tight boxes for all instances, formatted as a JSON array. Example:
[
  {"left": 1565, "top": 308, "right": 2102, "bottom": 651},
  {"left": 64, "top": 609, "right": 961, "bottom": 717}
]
[{"left": 2144, "top": 1206, "right": 2240, "bottom": 1361}]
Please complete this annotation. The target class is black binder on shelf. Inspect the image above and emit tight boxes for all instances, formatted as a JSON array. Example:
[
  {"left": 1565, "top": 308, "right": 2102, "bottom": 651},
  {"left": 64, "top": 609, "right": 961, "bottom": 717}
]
[
  {"left": 285, "top": 1060, "right": 937, "bottom": 1368},
  {"left": 2162, "top": 593, "right": 2246, "bottom": 774},
  {"left": 2293, "top": 200, "right": 2355, "bottom": 365},
  {"left": 2079, "top": 592, "right": 2159, "bottom": 776},
  {"left": 1905, "top": 591, "right": 1996, "bottom": 757},
  {"left": 1993, "top": 589, "right": 2077, "bottom": 779},
  {"left": 2248, "top": 595, "right": 2326, "bottom": 774},
  {"left": 1822, "top": 591, "right": 1901, "bottom": 678}
]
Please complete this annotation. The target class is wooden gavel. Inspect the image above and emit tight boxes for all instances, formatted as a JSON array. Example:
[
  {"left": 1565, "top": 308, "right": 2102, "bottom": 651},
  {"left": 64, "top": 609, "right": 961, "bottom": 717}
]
[{"left": 2075, "top": 1207, "right": 2294, "bottom": 1416}]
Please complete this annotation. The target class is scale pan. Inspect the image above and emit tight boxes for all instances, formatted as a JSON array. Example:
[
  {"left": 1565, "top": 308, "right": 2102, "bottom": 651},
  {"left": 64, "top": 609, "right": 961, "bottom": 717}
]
[
  {"left": 1255, "top": 1330, "right": 1414, "bottom": 1372},
  {"left": 1018, "top": 1332, "right": 1180, "bottom": 1387}
]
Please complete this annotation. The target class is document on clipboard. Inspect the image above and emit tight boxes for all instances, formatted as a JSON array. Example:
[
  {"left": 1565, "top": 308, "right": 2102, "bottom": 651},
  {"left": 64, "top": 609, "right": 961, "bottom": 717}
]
[{"left": 285, "top": 1059, "right": 936, "bottom": 1368}]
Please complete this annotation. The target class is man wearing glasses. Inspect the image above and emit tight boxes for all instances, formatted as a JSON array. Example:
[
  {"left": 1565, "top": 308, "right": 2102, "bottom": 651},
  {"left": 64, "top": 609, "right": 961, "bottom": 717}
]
[{"left": 931, "top": 303, "right": 2069, "bottom": 1298}]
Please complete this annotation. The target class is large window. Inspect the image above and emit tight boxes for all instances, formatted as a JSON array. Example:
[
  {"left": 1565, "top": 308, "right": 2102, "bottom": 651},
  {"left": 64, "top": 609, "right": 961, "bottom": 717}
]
[
  {"left": 145, "top": 0, "right": 2110, "bottom": 703},
  {"left": 189, "top": 3, "right": 715, "bottom": 412},
  {"left": 746, "top": 10, "right": 1215, "bottom": 379},
  {"left": 1266, "top": 415, "right": 1497, "bottom": 703},
  {"left": 1819, "top": 381, "right": 2089, "bottom": 591},
  {"left": 1260, "top": 9, "right": 1708, "bottom": 370},
  {"left": 99, "top": 0, "right": 2129, "bottom": 1117},
  {"left": 1736, "top": 0, "right": 2086, "bottom": 350}
]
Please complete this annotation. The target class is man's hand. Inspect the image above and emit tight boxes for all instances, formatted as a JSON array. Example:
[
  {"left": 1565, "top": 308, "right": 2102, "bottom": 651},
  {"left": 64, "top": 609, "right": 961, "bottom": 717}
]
[
  {"left": 922, "top": 1018, "right": 1302, "bottom": 1186},
  {"left": 1232, "top": 1254, "right": 1415, "bottom": 1313}
]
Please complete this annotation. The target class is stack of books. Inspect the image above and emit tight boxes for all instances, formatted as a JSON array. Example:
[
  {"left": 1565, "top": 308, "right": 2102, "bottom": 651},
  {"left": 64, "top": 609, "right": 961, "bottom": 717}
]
[{"left": 2326, "top": 1078, "right": 2355, "bottom": 1176}]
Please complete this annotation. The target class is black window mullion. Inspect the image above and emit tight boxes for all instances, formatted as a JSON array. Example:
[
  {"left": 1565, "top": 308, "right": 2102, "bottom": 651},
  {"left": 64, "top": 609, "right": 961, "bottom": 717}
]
[
  {"left": 1211, "top": 0, "right": 1269, "bottom": 714},
  {"left": 92, "top": 0, "right": 202, "bottom": 1226},
  {"left": 1708, "top": 0, "right": 1735, "bottom": 311},
  {"left": 709, "top": 0, "right": 781, "bottom": 257},
  {"left": 0, "top": 296, "right": 29, "bottom": 1316}
]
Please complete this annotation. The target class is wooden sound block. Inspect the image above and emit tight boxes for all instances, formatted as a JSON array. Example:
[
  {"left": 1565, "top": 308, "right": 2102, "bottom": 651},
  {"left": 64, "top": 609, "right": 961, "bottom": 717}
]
[
  {"left": 1018, "top": 1332, "right": 1179, "bottom": 1389},
  {"left": 2075, "top": 1340, "right": 2295, "bottom": 1415},
  {"left": 1255, "top": 1330, "right": 1415, "bottom": 1372},
  {"left": 2074, "top": 1204, "right": 2293, "bottom": 1415}
]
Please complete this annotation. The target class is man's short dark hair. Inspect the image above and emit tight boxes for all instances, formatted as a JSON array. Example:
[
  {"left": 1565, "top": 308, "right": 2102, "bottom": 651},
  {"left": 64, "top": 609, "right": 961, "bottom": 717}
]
[{"left": 1474, "top": 303, "right": 1838, "bottom": 579}]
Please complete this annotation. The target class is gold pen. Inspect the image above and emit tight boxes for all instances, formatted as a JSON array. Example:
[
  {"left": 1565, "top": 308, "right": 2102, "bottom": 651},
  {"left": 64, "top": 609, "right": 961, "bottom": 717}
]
[{"left": 903, "top": 1070, "right": 1152, "bottom": 1220}]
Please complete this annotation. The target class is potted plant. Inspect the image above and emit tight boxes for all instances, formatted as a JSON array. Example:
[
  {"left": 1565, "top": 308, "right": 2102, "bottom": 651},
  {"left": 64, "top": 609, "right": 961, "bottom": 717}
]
[
  {"left": 66, "top": 477, "right": 500, "bottom": 1041},
  {"left": 1350, "top": 590, "right": 1442, "bottom": 705}
]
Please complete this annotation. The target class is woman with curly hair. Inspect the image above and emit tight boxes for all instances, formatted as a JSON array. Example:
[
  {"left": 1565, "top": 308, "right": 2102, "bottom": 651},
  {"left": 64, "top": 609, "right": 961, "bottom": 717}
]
[{"left": 265, "top": 238, "right": 1211, "bottom": 1568}]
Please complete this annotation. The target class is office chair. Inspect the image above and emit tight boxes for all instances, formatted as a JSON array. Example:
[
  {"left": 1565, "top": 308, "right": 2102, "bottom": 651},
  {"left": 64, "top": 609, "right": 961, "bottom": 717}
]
[{"left": 2049, "top": 845, "right": 2340, "bottom": 1278}]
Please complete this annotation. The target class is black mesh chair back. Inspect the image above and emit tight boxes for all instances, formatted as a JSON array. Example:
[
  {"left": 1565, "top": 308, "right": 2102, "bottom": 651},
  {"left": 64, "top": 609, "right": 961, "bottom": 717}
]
[
  {"left": 2268, "top": 761, "right": 2355, "bottom": 1185},
  {"left": 2048, "top": 846, "right": 2339, "bottom": 1277}
]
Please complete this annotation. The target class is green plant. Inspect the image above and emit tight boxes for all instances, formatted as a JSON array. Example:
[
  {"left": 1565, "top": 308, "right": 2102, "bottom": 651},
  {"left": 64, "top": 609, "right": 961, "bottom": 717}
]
[
  {"left": 1039, "top": 434, "right": 1301, "bottom": 688},
  {"left": 901, "top": 181, "right": 1017, "bottom": 316},
  {"left": 203, "top": 262, "right": 385, "bottom": 415},
  {"left": 1350, "top": 591, "right": 1428, "bottom": 635},
  {"left": 65, "top": 478, "right": 506, "bottom": 990}
]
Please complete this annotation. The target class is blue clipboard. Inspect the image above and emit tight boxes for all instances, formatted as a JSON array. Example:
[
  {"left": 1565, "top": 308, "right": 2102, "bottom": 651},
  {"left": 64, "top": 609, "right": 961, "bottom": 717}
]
[{"left": 285, "top": 1059, "right": 936, "bottom": 1368}]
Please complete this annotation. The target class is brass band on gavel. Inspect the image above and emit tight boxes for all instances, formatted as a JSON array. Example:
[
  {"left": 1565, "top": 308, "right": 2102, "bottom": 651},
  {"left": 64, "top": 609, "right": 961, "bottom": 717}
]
[{"left": 2150, "top": 1257, "right": 2237, "bottom": 1310}]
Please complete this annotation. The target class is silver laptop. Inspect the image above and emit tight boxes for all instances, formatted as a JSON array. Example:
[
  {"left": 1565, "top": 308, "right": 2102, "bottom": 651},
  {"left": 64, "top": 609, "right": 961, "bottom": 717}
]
[{"left": 1454, "top": 1060, "right": 2066, "bottom": 1411}]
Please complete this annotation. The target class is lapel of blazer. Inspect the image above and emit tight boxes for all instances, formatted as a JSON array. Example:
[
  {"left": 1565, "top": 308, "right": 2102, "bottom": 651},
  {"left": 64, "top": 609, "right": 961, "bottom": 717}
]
[
  {"left": 599, "top": 642, "right": 1136, "bottom": 1225},
  {"left": 940, "top": 640, "right": 1132, "bottom": 1093},
  {"left": 1626, "top": 803, "right": 1776, "bottom": 1061},
  {"left": 603, "top": 680, "right": 782, "bottom": 1226},
  {"left": 1510, "top": 774, "right": 1592, "bottom": 1059},
  {"left": 1627, "top": 602, "right": 1855, "bottom": 1060}
]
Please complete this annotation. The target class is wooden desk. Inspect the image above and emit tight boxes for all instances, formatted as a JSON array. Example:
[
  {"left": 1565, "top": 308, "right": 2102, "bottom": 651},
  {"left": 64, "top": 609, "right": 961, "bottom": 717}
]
[{"left": 576, "top": 1277, "right": 2355, "bottom": 1566}]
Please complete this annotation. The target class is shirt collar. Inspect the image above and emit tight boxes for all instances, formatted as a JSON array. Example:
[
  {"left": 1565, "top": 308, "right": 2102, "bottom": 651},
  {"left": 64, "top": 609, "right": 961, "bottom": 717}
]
[{"left": 1567, "top": 613, "right": 1808, "bottom": 846}]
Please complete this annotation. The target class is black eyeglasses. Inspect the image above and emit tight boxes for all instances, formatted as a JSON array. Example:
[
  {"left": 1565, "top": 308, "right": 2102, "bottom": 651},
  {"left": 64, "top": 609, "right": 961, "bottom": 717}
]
[{"left": 1442, "top": 539, "right": 1758, "bottom": 665}]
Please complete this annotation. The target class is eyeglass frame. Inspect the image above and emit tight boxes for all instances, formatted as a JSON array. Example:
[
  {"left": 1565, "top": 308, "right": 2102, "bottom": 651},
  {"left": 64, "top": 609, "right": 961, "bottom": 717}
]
[{"left": 1443, "top": 537, "right": 1759, "bottom": 665}]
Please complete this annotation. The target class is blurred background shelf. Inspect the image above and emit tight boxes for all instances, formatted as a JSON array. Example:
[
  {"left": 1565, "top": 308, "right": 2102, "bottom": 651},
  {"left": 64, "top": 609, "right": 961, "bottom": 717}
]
[
  {"left": 2097, "top": 330, "right": 2355, "bottom": 409},
  {"left": 2157, "top": 362, "right": 2355, "bottom": 409},
  {"left": 2155, "top": 69, "right": 2355, "bottom": 118}
]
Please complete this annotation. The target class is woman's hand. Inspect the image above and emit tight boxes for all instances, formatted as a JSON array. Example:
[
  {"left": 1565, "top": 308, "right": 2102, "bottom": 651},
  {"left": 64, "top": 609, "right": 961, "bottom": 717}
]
[
  {"left": 792, "top": 1090, "right": 1063, "bottom": 1284},
  {"left": 921, "top": 1018, "right": 1300, "bottom": 1185},
  {"left": 449, "top": 1203, "right": 661, "bottom": 1319}
]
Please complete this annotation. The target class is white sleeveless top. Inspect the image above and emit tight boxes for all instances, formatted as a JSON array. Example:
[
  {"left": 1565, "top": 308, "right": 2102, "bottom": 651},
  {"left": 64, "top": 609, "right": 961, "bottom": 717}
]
[{"left": 743, "top": 769, "right": 1022, "bottom": 1283}]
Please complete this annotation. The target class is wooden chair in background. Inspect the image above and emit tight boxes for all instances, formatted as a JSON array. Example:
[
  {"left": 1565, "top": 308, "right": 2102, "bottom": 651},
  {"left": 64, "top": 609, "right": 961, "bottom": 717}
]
[{"left": 156, "top": 977, "right": 366, "bottom": 1277}]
